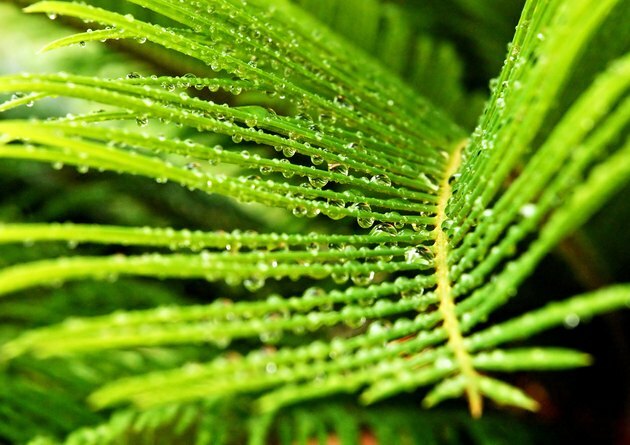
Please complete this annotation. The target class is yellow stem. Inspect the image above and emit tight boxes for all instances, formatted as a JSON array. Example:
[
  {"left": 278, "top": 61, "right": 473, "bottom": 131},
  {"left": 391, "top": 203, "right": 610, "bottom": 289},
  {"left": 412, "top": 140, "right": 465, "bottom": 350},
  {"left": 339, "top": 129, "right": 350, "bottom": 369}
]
[{"left": 433, "top": 139, "right": 483, "bottom": 418}]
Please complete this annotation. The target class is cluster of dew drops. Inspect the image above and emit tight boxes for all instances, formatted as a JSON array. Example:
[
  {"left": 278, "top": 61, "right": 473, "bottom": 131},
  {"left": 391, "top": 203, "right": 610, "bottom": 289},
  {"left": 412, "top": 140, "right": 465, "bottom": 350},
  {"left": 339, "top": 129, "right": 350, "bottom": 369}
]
[
  {"left": 72, "top": 66, "right": 439, "bottom": 305},
  {"left": 23, "top": 9, "right": 445, "bottom": 334}
]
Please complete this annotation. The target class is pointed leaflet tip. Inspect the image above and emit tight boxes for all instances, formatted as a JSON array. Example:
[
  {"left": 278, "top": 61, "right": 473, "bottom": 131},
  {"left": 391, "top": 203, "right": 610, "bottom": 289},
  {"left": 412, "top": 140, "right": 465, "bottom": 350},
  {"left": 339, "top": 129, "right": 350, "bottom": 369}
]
[
  {"left": 23, "top": 2, "right": 51, "bottom": 14},
  {"left": 479, "top": 376, "right": 539, "bottom": 412}
]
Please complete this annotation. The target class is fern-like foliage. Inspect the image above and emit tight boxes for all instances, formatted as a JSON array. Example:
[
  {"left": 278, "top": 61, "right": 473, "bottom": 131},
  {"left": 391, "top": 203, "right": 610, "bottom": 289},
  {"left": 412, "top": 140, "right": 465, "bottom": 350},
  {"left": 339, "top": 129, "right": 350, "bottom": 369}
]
[{"left": 0, "top": 0, "right": 629, "bottom": 443}]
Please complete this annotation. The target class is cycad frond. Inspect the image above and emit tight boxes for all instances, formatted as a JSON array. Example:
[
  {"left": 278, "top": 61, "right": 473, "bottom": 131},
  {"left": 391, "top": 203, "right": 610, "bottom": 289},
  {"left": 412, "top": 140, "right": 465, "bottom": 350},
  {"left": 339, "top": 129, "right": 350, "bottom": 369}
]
[{"left": 1, "top": 0, "right": 629, "bottom": 443}]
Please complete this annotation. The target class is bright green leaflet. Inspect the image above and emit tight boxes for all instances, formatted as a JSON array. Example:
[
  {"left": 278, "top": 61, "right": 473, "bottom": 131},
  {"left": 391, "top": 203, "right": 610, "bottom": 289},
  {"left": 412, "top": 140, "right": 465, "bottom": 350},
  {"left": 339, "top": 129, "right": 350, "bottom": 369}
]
[{"left": 0, "top": 0, "right": 629, "bottom": 443}]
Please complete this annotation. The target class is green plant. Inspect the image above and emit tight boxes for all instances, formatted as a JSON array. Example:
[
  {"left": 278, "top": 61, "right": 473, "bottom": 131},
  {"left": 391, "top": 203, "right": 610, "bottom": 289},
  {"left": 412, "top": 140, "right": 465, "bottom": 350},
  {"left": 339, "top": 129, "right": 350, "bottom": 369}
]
[{"left": 0, "top": 0, "right": 629, "bottom": 443}]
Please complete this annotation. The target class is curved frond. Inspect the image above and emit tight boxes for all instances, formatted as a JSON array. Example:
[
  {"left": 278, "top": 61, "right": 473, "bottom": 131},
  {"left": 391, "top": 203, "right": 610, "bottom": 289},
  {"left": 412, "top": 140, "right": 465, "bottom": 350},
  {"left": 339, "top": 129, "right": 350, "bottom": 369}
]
[{"left": 0, "top": 0, "right": 629, "bottom": 442}]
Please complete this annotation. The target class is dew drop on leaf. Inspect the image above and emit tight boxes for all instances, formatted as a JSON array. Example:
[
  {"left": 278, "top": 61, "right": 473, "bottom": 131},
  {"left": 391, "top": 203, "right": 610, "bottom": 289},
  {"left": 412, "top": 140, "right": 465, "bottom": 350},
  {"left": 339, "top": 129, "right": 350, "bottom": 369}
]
[
  {"left": 308, "top": 175, "right": 328, "bottom": 188},
  {"left": 328, "top": 162, "right": 348, "bottom": 176},
  {"left": 435, "top": 356, "right": 454, "bottom": 370},
  {"left": 282, "top": 146, "right": 296, "bottom": 158},
  {"left": 400, "top": 287, "right": 424, "bottom": 300},
  {"left": 161, "top": 82, "right": 175, "bottom": 92},
  {"left": 136, "top": 116, "right": 148, "bottom": 127},
  {"left": 351, "top": 270, "right": 375, "bottom": 286},
  {"left": 349, "top": 202, "right": 374, "bottom": 228},
  {"left": 310, "top": 154, "right": 324, "bottom": 165},
  {"left": 370, "top": 174, "right": 391, "bottom": 187},
  {"left": 404, "top": 247, "right": 431, "bottom": 266},
  {"left": 213, "top": 336, "right": 231, "bottom": 349},
  {"left": 331, "top": 270, "right": 349, "bottom": 284},
  {"left": 563, "top": 313, "right": 580, "bottom": 329},
  {"left": 259, "top": 330, "right": 282, "bottom": 344},
  {"left": 326, "top": 198, "right": 346, "bottom": 220},
  {"left": 292, "top": 206, "right": 307, "bottom": 217},
  {"left": 370, "top": 223, "right": 398, "bottom": 237},
  {"left": 244, "top": 276, "right": 265, "bottom": 292},
  {"left": 519, "top": 203, "right": 537, "bottom": 218}
]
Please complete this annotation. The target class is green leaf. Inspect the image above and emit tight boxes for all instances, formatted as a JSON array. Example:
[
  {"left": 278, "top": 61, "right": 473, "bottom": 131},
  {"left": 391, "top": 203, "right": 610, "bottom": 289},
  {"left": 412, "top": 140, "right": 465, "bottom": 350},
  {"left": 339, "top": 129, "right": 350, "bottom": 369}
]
[{"left": 0, "top": 0, "right": 629, "bottom": 443}]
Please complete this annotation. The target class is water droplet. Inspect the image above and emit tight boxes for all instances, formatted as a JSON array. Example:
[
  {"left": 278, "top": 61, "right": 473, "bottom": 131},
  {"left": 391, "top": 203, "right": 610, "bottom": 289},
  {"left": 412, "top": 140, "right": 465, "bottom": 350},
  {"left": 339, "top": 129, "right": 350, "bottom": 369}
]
[
  {"left": 400, "top": 287, "right": 424, "bottom": 300},
  {"left": 370, "top": 174, "right": 391, "bottom": 186},
  {"left": 292, "top": 206, "right": 307, "bottom": 217},
  {"left": 404, "top": 246, "right": 432, "bottom": 266},
  {"left": 161, "top": 81, "right": 175, "bottom": 92},
  {"left": 327, "top": 198, "right": 346, "bottom": 220},
  {"left": 259, "top": 329, "right": 282, "bottom": 344},
  {"left": 418, "top": 173, "right": 439, "bottom": 191},
  {"left": 459, "top": 273, "right": 474, "bottom": 288},
  {"left": 349, "top": 202, "right": 374, "bottom": 228},
  {"left": 370, "top": 223, "right": 398, "bottom": 237},
  {"left": 126, "top": 72, "right": 141, "bottom": 79},
  {"left": 47, "top": 12, "right": 57, "bottom": 20},
  {"left": 368, "top": 321, "right": 387, "bottom": 335},
  {"left": 282, "top": 146, "right": 296, "bottom": 158},
  {"left": 310, "top": 154, "right": 324, "bottom": 165},
  {"left": 259, "top": 314, "right": 283, "bottom": 344},
  {"left": 564, "top": 313, "right": 580, "bottom": 329},
  {"left": 351, "top": 270, "right": 375, "bottom": 286},
  {"left": 244, "top": 276, "right": 265, "bottom": 292},
  {"left": 372, "top": 244, "right": 393, "bottom": 262},
  {"left": 280, "top": 161, "right": 294, "bottom": 178},
  {"left": 411, "top": 223, "right": 424, "bottom": 232},
  {"left": 308, "top": 175, "right": 328, "bottom": 188},
  {"left": 519, "top": 203, "right": 537, "bottom": 218},
  {"left": 304, "top": 286, "right": 325, "bottom": 300},
  {"left": 136, "top": 115, "right": 148, "bottom": 127},
  {"left": 346, "top": 315, "right": 367, "bottom": 328},
  {"left": 448, "top": 173, "right": 461, "bottom": 185},
  {"left": 306, "top": 207, "right": 321, "bottom": 218},
  {"left": 328, "top": 162, "right": 348, "bottom": 176},
  {"left": 213, "top": 336, "right": 231, "bottom": 348},
  {"left": 331, "top": 270, "right": 349, "bottom": 284},
  {"left": 435, "top": 356, "right": 454, "bottom": 370}
]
